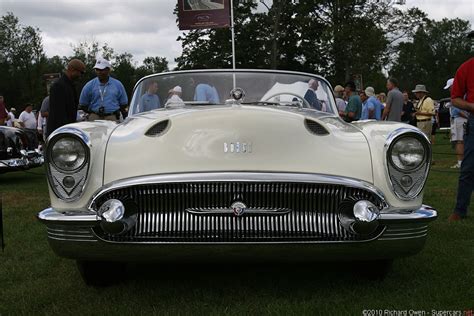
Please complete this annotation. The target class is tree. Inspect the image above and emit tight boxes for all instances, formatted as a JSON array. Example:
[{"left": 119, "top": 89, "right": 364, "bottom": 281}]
[
  {"left": 390, "top": 18, "right": 471, "bottom": 99},
  {"left": 136, "top": 56, "right": 169, "bottom": 79},
  {"left": 0, "top": 12, "right": 46, "bottom": 108}
]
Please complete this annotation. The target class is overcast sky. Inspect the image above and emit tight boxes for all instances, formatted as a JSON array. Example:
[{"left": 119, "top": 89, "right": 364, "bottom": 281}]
[{"left": 1, "top": 0, "right": 473, "bottom": 69}]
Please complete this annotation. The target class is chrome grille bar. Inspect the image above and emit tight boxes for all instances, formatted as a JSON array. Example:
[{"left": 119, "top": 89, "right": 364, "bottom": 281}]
[{"left": 94, "top": 182, "right": 384, "bottom": 243}]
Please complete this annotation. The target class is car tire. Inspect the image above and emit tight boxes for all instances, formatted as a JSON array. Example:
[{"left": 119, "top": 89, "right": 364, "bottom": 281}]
[{"left": 76, "top": 260, "right": 126, "bottom": 286}]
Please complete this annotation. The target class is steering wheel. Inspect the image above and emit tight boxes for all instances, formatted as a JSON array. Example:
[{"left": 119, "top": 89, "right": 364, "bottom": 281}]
[{"left": 262, "top": 92, "right": 311, "bottom": 109}]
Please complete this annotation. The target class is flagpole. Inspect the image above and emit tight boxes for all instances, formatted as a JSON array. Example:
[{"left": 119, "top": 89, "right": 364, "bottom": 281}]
[
  {"left": 230, "top": 0, "right": 236, "bottom": 70},
  {"left": 230, "top": 0, "right": 236, "bottom": 89}
]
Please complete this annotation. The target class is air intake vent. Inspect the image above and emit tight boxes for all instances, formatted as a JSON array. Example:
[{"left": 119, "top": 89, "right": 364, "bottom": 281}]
[
  {"left": 145, "top": 120, "right": 170, "bottom": 137},
  {"left": 304, "top": 119, "right": 329, "bottom": 135}
]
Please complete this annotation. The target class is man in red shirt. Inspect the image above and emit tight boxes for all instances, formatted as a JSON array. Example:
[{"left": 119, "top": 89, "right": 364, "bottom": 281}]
[{"left": 450, "top": 30, "right": 474, "bottom": 221}]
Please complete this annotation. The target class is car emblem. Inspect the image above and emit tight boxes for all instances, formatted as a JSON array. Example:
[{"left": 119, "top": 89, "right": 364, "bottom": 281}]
[
  {"left": 231, "top": 201, "right": 247, "bottom": 216},
  {"left": 224, "top": 142, "right": 252, "bottom": 153}
]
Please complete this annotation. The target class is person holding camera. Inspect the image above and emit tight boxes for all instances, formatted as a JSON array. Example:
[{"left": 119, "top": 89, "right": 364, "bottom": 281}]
[{"left": 79, "top": 58, "right": 128, "bottom": 123}]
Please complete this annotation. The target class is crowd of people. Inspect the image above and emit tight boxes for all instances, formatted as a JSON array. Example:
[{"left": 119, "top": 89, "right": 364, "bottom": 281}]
[{"left": 332, "top": 77, "right": 440, "bottom": 140}]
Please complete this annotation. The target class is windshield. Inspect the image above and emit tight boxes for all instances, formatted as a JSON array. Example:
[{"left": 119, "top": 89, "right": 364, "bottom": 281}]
[{"left": 129, "top": 70, "right": 336, "bottom": 115}]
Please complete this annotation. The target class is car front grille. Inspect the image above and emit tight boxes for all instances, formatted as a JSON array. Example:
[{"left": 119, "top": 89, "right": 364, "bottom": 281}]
[{"left": 93, "top": 182, "right": 385, "bottom": 243}]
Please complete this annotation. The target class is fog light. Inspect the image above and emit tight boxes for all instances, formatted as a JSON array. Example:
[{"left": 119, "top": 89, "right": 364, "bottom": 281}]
[
  {"left": 99, "top": 199, "right": 124, "bottom": 223},
  {"left": 62, "top": 176, "right": 76, "bottom": 189},
  {"left": 400, "top": 175, "right": 413, "bottom": 187},
  {"left": 353, "top": 201, "right": 379, "bottom": 222},
  {"left": 339, "top": 199, "right": 380, "bottom": 235},
  {"left": 99, "top": 199, "right": 137, "bottom": 235}
]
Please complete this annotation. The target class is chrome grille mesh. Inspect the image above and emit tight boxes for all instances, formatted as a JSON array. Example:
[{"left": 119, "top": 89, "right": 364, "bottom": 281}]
[{"left": 93, "top": 182, "right": 384, "bottom": 243}]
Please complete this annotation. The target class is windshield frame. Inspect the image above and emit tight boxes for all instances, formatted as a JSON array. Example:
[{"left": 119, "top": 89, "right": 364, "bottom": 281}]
[{"left": 130, "top": 69, "right": 337, "bottom": 115}]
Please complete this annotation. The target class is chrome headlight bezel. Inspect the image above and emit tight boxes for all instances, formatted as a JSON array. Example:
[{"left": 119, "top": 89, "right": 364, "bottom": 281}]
[
  {"left": 388, "top": 135, "right": 427, "bottom": 172},
  {"left": 46, "top": 128, "right": 91, "bottom": 202},
  {"left": 49, "top": 137, "right": 88, "bottom": 172},
  {"left": 385, "top": 128, "right": 431, "bottom": 201}
]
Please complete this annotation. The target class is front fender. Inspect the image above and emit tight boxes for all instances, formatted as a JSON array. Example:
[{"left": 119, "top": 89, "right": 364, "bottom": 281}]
[
  {"left": 46, "top": 121, "right": 117, "bottom": 212},
  {"left": 352, "top": 120, "right": 426, "bottom": 210}
]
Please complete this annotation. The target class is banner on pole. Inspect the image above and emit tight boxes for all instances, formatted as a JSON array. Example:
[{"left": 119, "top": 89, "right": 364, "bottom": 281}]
[{"left": 178, "top": 0, "right": 230, "bottom": 30}]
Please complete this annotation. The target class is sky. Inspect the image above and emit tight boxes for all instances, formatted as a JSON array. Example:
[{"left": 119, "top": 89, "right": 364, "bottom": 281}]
[{"left": 1, "top": 0, "right": 473, "bottom": 69}]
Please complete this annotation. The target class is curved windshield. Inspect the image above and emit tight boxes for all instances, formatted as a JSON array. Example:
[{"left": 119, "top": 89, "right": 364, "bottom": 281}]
[{"left": 129, "top": 70, "right": 336, "bottom": 115}]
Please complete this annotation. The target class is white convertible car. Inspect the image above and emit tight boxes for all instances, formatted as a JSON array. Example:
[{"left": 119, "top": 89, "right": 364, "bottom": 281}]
[{"left": 38, "top": 70, "right": 437, "bottom": 285}]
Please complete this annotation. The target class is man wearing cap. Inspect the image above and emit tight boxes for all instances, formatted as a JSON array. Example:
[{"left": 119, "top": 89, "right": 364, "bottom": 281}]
[
  {"left": 445, "top": 78, "right": 468, "bottom": 169},
  {"left": 166, "top": 86, "right": 184, "bottom": 106},
  {"left": 339, "top": 81, "right": 361, "bottom": 122},
  {"left": 46, "top": 59, "right": 86, "bottom": 138},
  {"left": 79, "top": 58, "right": 128, "bottom": 122},
  {"left": 412, "top": 84, "right": 435, "bottom": 138},
  {"left": 304, "top": 79, "right": 322, "bottom": 111},
  {"left": 382, "top": 77, "right": 403, "bottom": 122},
  {"left": 365, "top": 87, "right": 383, "bottom": 120},
  {"left": 449, "top": 30, "right": 474, "bottom": 221}
]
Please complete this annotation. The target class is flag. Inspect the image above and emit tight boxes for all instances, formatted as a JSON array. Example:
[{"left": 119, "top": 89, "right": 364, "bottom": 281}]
[{"left": 178, "top": 0, "right": 230, "bottom": 30}]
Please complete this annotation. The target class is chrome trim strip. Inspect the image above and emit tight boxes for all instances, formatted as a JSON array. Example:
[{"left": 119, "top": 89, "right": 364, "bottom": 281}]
[
  {"left": 132, "top": 69, "right": 338, "bottom": 115},
  {"left": 47, "top": 127, "right": 92, "bottom": 148},
  {"left": 382, "top": 230, "right": 428, "bottom": 237},
  {"left": 379, "top": 205, "right": 437, "bottom": 221},
  {"left": 47, "top": 232, "right": 96, "bottom": 239},
  {"left": 186, "top": 208, "right": 292, "bottom": 216},
  {"left": 48, "top": 236, "right": 98, "bottom": 242},
  {"left": 384, "top": 127, "right": 432, "bottom": 201},
  {"left": 88, "top": 172, "right": 388, "bottom": 211},
  {"left": 378, "top": 234, "right": 427, "bottom": 241},
  {"left": 38, "top": 208, "right": 100, "bottom": 224},
  {"left": 92, "top": 229, "right": 387, "bottom": 245}
]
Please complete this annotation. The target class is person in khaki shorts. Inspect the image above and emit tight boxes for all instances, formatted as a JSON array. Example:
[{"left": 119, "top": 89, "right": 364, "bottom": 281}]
[{"left": 412, "top": 84, "right": 435, "bottom": 138}]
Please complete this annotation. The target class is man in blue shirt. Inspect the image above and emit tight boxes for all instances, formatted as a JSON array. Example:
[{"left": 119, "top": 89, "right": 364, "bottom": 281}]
[
  {"left": 139, "top": 81, "right": 161, "bottom": 113},
  {"left": 365, "top": 87, "right": 383, "bottom": 120},
  {"left": 194, "top": 82, "right": 220, "bottom": 104},
  {"left": 359, "top": 90, "right": 375, "bottom": 120},
  {"left": 79, "top": 58, "right": 128, "bottom": 122}
]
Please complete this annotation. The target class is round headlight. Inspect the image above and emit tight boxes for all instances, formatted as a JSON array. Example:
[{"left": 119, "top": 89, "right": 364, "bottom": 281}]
[
  {"left": 390, "top": 137, "right": 426, "bottom": 171},
  {"left": 50, "top": 137, "right": 87, "bottom": 171}
]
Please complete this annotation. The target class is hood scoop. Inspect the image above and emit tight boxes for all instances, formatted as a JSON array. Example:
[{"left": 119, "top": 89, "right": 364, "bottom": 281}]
[
  {"left": 304, "top": 119, "right": 329, "bottom": 136},
  {"left": 145, "top": 120, "right": 170, "bottom": 137}
]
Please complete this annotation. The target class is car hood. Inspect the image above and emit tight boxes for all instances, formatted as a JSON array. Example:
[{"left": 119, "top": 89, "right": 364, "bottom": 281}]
[{"left": 103, "top": 106, "right": 373, "bottom": 184}]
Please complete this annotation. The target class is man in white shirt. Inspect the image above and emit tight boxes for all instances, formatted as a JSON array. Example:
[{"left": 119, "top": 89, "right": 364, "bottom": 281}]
[{"left": 19, "top": 104, "right": 37, "bottom": 129}]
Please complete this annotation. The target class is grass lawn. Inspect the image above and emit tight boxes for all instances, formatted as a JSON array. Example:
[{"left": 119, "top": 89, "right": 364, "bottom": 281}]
[{"left": 0, "top": 132, "right": 472, "bottom": 315}]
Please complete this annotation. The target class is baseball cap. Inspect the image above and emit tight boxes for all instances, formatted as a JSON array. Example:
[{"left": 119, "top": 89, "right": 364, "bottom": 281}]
[
  {"left": 94, "top": 58, "right": 112, "bottom": 70},
  {"left": 444, "top": 78, "right": 454, "bottom": 90},
  {"left": 172, "top": 86, "right": 182, "bottom": 93}
]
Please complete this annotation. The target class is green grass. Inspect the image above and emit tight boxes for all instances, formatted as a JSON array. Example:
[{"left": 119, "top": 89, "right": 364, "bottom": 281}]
[{"left": 0, "top": 132, "right": 473, "bottom": 315}]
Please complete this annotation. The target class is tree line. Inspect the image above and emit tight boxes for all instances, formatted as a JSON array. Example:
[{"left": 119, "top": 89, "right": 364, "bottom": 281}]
[{"left": 0, "top": 1, "right": 471, "bottom": 111}]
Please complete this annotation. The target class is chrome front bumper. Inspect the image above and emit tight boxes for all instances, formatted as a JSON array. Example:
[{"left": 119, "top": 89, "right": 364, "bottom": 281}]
[
  {"left": 38, "top": 206, "right": 437, "bottom": 262},
  {"left": 0, "top": 151, "right": 43, "bottom": 171}
]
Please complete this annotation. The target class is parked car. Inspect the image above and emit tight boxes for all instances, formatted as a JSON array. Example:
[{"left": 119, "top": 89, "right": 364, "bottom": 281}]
[
  {"left": 38, "top": 70, "right": 437, "bottom": 285},
  {"left": 0, "top": 126, "right": 43, "bottom": 173}
]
